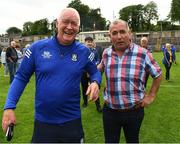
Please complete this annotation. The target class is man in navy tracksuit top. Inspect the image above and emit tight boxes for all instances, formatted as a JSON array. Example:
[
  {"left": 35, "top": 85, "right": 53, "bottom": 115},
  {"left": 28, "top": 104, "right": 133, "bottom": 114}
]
[
  {"left": 81, "top": 36, "right": 102, "bottom": 112},
  {"left": 2, "top": 8, "right": 101, "bottom": 143}
]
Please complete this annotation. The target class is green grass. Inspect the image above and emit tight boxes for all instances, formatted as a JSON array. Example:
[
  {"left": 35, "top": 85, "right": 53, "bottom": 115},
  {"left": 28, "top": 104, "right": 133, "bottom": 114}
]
[{"left": 0, "top": 52, "right": 180, "bottom": 143}]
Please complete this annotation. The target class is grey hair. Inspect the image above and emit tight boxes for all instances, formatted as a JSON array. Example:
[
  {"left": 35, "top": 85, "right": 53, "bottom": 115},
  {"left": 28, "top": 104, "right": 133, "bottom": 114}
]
[
  {"left": 109, "top": 19, "right": 130, "bottom": 31},
  {"left": 58, "top": 7, "right": 80, "bottom": 26}
]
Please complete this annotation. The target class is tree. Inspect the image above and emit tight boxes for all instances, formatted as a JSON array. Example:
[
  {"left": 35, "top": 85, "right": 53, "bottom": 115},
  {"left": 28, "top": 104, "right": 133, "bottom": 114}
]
[
  {"left": 119, "top": 1, "right": 158, "bottom": 31},
  {"left": 88, "top": 8, "right": 106, "bottom": 30},
  {"left": 22, "top": 19, "right": 50, "bottom": 36},
  {"left": 170, "top": 0, "right": 180, "bottom": 22},
  {"left": 6, "top": 27, "right": 22, "bottom": 36},
  {"left": 22, "top": 22, "right": 33, "bottom": 36},
  {"left": 119, "top": 5, "right": 144, "bottom": 31},
  {"left": 143, "top": 1, "right": 158, "bottom": 30},
  {"left": 33, "top": 18, "right": 50, "bottom": 35},
  {"left": 68, "top": 0, "right": 90, "bottom": 31},
  {"left": 67, "top": 0, "right": 106, "bottom": 31}
]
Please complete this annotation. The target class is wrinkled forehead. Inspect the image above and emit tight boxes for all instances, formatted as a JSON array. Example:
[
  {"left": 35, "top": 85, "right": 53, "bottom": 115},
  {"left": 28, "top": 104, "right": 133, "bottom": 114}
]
[
  {"left": 141, "top": 39, "right": 148, "bottom": 43},
  {"left": 58, "top": 9, "right": 80, "bottom": 25},
  {"left": 109, "top": 21, "right": 129, "bottom": 32}
]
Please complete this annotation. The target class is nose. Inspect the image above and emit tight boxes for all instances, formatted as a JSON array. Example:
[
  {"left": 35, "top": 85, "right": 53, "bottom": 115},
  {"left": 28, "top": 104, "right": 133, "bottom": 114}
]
[
  {"left": 117, "top": 32, "right": 122, "bottom": 39},
  {"left": 67, "top": 22, "right": 73, "bottom": 29}
]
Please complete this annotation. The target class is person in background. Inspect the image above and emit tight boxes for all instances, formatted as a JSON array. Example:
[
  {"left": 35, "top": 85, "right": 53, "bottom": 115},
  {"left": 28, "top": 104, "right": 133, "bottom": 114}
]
[
  {"left": 2, "top": 8, "right": 101, "bottom": 143},
  {"left": 162, "top": 43, "right": 175, "bottom": 81},
  {"left": 140, "top": 37, "right": 151, "bottom": 53},
  {"left": 6, "top": 41, "right": 18, "bottom": 83},
  {"left": 94, "top": 42, "right": 103, "bottom": 62},
  {"left": 98, "top": 19, "right": 162, "bottom": 143},
  {"left": 81, "top": 36, "right": 102, "bottom": 112},
  {"left": 1, "top": 47, "right": 9, "bottom": 76},
  {"left": 140, "top": 37, "right": 150, "bottom": 88},
  {"left": 15, "top": 42, "right": 24, "bottom": 72},
  {"left": 170, "top": 44, "right": 176, "bottom": 64}
]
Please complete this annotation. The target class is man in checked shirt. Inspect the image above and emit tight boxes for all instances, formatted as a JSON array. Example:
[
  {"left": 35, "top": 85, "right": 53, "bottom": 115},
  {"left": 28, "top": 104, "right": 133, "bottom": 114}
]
[{"left": 98, "top": 19, "right": 162, "bottom": 143}]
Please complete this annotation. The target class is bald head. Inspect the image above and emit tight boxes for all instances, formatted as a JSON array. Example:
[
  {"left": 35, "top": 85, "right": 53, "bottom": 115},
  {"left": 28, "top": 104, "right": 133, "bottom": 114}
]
[
  {"left": 140, "top": 37, "right": 148, "bottom": 49},
  {"left": 58, "top": 8, "right": 80, "bottom": 26},
  {"left": 56, "top": 7, "right": 80, "bottom": 45}
]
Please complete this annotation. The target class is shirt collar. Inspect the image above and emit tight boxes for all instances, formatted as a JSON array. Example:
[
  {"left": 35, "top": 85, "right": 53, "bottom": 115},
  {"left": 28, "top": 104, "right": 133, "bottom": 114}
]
[{"left": 111, "top": 43, "right": 133, "bottom": 53}]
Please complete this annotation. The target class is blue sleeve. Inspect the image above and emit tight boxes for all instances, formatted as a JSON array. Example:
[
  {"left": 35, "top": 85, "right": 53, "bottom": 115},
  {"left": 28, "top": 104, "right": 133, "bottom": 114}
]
[
  {"left": 85, "top": 51, "right": 102, "bottom": 85},
  {"left": 4, "top": 46, "right": 35, "bottom": 110},
  {"left": 4, "top": 79, "right": 28, "bottom": 109}
]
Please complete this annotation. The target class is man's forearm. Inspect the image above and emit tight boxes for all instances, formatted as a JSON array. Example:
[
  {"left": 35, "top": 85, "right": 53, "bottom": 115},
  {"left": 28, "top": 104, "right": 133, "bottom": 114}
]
[{"left": 148, "top": 74, "right": 162, "bottom": 98}]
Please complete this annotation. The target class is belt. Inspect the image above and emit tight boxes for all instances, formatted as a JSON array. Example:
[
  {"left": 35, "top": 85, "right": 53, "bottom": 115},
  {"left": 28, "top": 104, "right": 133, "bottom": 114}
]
[{"left": 104, "top": 102, "right": 143, "bottom": 112}]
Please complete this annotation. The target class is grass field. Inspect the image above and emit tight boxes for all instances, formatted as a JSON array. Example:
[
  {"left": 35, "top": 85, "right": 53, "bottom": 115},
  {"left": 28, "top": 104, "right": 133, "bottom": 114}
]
[{"left": 0, "top": 52, "right": 180, "bottom": 143}]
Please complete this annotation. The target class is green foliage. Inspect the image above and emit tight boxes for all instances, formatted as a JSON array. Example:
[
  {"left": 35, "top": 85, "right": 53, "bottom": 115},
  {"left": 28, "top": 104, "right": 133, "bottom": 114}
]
[
  {"left": 0, "top": 53, "right": 180, "bottom": 142},
  {"left": 170, "top": 0, "right": 180, "bottom": 22},
  {"left": 6, "top": 27, "right": 22, "bottom": 36},
  {"left": 143, "top": 1, "right": 159, "bottom": 30},
  {"left": 68, "top": 0, "right": 106, "bottom": 31},
  {"left": 22, "top": 22, "right": 34, "bottom": 36},
  {"left": 120, "top": 4, "right": 144, "bottom": 31},
  {"left": 5, "top": 0, "right": 180, "bottom": 36},
  {"left": 22, "top": 19, "right": 50, "bottom": 36},
  {"left": 119, "top": 1, "right": 159, "bottom": 31}
]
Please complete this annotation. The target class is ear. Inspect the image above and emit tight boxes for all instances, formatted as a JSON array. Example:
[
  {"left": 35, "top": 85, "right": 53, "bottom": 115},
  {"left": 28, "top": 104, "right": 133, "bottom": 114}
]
[
  {"left": 55, "top": 20, "right": 58, "bottom": 29},
  {"left": 128, "top": 30, "right": 132, "bottom": 42}
]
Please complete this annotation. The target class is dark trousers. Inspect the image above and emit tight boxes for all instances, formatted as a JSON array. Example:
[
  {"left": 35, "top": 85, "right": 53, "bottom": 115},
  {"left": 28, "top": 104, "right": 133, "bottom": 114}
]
[
  {"left": 7, "top": 62, "right": 16, "bottom": 84},
  {"left": 81, "top": 72, "right": 101, "bottom": 108},
  {"left": 81, "top": 72, "right": 89, "bottom": 105},
  {"left": 164, "top": 63, "right": 172, "bottom": 80},
  {"left": 31, "top": 118, "right": 84, "bottom": 143},
  {"left": 103, "top": 104, "right": 144, "bottom": 143}
]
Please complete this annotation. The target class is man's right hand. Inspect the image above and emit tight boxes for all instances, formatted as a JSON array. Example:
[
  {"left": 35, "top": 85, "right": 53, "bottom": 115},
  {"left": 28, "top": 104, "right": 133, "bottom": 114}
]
[{"left": 2, "top": 109, "right": 16, "bottom": 133}]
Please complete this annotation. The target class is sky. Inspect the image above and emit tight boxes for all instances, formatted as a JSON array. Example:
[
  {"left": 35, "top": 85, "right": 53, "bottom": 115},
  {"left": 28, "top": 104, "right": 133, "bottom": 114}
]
[{"left": 0, "top": 0, "right": 172, "bottom": 34}]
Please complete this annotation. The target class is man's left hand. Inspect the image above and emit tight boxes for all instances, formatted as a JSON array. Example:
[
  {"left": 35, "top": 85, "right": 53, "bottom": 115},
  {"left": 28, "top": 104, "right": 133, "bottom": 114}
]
[{"left": 86, "top": 82, "right": 99, "bottom": 102}]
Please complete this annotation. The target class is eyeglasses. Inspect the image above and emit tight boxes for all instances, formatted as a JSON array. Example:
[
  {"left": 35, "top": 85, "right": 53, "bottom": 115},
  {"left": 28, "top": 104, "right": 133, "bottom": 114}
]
[{"left": 61, "top": 19, "right": 79, "bottom": 27}]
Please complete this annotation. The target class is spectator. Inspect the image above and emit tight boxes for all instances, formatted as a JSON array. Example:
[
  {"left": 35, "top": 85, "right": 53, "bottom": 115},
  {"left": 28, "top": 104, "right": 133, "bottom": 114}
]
[
  {"left": 140, "top": 37, "right": 151, "bottom": 88},
  {"left": 1, "top": 47, "right": 9, "bottom": 76},
  {"left": 81, "top": 36, "right": 102, "bottom": 112},
  {"left": 162, "top": 43, "right": 175, "bottom": 80},
  {"left": 15, "top": 43, "right": 23, "bottom": 72},
  {"left": 6, "top": 41, "right": 18, "bottom": 83}
]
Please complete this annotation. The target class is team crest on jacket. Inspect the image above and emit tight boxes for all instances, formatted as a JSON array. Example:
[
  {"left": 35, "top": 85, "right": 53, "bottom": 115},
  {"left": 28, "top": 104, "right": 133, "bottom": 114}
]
[
  {"left": 42, "top": 51, "right": 52, "bottom": 59},
  {"left": 71, "top": 54, "right": 78, "bottom": 61}
]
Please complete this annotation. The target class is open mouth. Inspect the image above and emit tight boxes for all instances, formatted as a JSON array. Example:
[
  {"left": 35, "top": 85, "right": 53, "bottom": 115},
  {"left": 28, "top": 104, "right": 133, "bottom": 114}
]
[
  {"left": 64, "top": 31, "right": 75, "bottom": 36},
  {"left": 116, "top": 41, "right": 124, "bottom": 45}
]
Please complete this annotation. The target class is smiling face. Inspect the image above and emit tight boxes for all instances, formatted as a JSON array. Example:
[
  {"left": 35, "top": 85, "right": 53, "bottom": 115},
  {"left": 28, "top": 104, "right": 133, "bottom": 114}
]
[
  {"left": 56, "top": 8, "right": 80, "bottom": 45},
  {"left": 85, "top": 40, "right": 94, "bottom": 48}
]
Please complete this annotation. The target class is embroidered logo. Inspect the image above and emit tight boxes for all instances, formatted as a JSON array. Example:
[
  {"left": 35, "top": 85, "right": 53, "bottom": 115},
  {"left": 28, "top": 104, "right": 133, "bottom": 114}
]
[
  {"left": 71, "top": 54, "right": 78, "bottom": 61},
  {"left": 42, "top": 51, "right": 52, "bottom": 59}
]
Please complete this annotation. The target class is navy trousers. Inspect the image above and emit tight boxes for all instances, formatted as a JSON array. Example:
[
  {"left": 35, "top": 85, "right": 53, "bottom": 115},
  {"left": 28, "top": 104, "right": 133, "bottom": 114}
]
[
  {"left": 31, "top": 118, "right": 84, "bottom": 143},
  {"left": 103, "top": 104, "right": 144, "bottom": 143}
]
